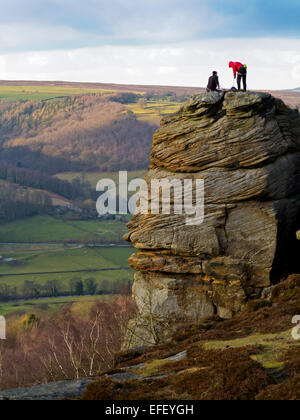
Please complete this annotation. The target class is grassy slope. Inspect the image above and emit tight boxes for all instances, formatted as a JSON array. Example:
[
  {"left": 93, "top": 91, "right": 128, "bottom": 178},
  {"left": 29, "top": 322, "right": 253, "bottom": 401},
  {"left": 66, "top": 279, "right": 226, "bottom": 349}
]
[
  {"left": 0, "top": 247, "right": 119, "bottom": 274},
  {"left": 0, "top": 216, "right": 127, "bottom": 243},
  {"left": 0, "top": 85, "right": 117, "bottom": 102},
  {"left": 0, "top": 294, "right": 116, "bottom": 316}
]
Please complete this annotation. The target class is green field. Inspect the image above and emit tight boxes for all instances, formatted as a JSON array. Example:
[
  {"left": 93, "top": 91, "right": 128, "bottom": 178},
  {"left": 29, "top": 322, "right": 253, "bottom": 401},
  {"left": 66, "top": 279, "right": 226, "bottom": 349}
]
[
  {"left": 0, "top": 216, "right": 127, "bottom": 243},
  {"left": 0, "top": 215, "right": 134, "bottom": 298},
  {"left": 0, "top": 85, "right": 117, "bottom": 102},
  {"left": 0, "top": 244, "right": 134, "bottom": 293},
  {"left": 125, "top": 99, "right": 182, "bottom": 123},
  {"left": 0, "top": 294, "right": 117, "bottom": 316},
  {"left": 0, "top": 246, "right": 131, "bottom": 275},
  {"left": 55, "top": 170, "right": 146, "bottom": 190}
]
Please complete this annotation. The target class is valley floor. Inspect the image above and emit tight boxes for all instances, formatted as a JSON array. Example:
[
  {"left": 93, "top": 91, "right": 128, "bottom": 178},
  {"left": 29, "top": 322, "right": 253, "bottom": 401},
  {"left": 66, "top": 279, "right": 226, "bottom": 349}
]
[{"left": 0, "top": 216, "right": 133, "bottom": 306}]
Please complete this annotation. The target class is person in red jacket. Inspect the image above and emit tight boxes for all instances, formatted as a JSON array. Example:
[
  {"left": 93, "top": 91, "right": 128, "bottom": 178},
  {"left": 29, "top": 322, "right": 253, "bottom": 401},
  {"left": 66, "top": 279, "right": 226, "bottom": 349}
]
[{"left": 229, "top": 61, "right": 247, "bottom": 91}]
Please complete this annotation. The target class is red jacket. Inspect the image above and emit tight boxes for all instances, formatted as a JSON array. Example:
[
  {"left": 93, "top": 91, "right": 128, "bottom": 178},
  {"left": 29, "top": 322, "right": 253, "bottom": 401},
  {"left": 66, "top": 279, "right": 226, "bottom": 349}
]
[{"left": 229, "top": 61, "right": 244, "bottom": 78}]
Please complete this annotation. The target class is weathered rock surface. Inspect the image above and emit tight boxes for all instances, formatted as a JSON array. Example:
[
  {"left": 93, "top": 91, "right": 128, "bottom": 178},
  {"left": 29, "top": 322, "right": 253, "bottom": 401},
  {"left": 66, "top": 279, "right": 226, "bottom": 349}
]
[
  {"left": 0, "top": 379, "right": 93, "bottom": 401},
  {"left": 125, "top": 91, "right": 300, "bottom": 347}
]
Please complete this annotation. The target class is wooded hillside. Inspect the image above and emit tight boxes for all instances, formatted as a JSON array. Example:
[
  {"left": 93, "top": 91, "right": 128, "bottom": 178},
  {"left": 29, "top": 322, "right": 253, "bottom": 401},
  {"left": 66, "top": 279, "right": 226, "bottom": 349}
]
[{"left": 0, "top": 94, "right": 157, "bottom": 174}]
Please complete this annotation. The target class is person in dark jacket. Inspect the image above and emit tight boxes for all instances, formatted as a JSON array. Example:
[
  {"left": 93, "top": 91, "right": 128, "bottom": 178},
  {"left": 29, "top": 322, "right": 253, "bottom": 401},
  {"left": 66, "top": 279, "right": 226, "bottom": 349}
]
[
  {"left": 229, "top": 61, "right": 247, "bottom": 91},
  {"left": 207, "top": 71, "right": 221, "bottom": 92}
]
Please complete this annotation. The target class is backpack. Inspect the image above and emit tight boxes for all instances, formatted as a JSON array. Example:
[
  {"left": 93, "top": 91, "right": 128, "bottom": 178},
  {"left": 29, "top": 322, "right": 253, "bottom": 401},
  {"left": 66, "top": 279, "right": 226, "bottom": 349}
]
[{"left": 238, "top": 66, "right": 247, "bottom": 76}]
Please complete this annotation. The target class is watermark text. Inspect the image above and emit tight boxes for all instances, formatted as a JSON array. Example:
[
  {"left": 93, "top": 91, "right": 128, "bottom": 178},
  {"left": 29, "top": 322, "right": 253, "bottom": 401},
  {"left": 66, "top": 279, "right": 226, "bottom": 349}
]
[{"left": 96, "top": 171, "right": 205, "bottom": 226}]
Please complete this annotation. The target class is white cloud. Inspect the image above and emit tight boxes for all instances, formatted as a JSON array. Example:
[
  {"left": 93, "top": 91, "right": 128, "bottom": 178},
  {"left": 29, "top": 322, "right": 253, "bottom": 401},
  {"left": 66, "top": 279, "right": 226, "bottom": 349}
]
[
  {"left": 156, "top": 66, "right": 177, "bottom": 75},
  {"left": 0, "top": 1, "right": 233, "bottom": 51},
  {"left": 0, "top": 38, "right": 300, "bottom": 89},
  {"left": 0, "top": 23, "right": 82, "bottom": 49}
]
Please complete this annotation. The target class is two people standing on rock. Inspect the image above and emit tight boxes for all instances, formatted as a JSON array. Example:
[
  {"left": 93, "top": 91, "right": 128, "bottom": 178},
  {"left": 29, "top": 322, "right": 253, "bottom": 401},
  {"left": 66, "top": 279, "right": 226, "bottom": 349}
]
[{"left": 206, "top": 61, "right": 248, "bottom": 92}]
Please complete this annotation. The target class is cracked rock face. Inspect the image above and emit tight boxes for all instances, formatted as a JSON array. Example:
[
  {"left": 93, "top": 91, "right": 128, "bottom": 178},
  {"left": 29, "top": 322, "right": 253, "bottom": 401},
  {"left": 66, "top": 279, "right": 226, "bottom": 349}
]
[{"left": 125, "top": 92, "right": 300, "bottom": 347}]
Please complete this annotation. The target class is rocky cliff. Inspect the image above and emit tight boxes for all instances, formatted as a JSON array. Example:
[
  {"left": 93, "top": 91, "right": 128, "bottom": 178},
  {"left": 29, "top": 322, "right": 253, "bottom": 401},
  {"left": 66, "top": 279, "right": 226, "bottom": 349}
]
[{"left": 125, "top": 91, "right": 300, "bottom": 347}]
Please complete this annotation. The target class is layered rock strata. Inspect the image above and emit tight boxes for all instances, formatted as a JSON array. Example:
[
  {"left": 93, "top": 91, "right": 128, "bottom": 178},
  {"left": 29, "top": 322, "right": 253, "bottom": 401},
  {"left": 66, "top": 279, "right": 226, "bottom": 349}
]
[{"left": 125, "top": 91, "right": 300, "bottom": 346}]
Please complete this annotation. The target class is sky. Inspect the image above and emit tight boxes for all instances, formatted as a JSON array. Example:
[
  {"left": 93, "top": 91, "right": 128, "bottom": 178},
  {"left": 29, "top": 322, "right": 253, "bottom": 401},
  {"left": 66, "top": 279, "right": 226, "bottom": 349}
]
[{"left": 0, "top": 0, "right": 300, "bottom": 89}]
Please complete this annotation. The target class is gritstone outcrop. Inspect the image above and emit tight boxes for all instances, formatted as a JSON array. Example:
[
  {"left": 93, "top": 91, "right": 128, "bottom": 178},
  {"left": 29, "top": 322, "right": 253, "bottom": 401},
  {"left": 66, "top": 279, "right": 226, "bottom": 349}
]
[{"left": 124, "top": 91, "right": 300, "bottom": 347}]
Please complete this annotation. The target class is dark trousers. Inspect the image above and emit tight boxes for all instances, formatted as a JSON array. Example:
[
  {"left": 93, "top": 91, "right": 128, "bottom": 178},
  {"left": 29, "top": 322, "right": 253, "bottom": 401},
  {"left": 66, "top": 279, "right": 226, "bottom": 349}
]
[{"left": 237, "top": 74, "right": 247, "bottom": 91}]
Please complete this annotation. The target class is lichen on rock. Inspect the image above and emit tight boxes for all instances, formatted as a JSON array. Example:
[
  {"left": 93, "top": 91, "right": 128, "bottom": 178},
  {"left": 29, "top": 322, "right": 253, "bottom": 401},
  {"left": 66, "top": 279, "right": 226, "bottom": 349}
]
[{"left": 125, "top": 91, "right": 300, "bottom": 347}]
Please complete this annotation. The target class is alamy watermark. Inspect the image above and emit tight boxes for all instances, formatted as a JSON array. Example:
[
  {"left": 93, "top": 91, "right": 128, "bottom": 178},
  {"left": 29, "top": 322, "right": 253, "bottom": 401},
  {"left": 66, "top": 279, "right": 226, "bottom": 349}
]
[
  {"left": 292, "top": 315, "right": 300, "bottom": 341},
  {"left": 0, "top": 316, "right": 6, "bottom": 340},
  {"left": 96, "top": 171, "right": 205, "bottom": 226}
]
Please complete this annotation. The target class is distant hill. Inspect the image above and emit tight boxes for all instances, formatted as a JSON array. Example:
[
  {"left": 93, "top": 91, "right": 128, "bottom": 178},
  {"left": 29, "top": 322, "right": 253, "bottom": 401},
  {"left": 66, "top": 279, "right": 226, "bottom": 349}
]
[
  {"left": 0, "top": 81, "right": 299, "bottom": 209},
  {"left": 0, "top": 93, "right": 157, "bottom": 174},
  {"left": 0, "top": 79, "right": 204, "bottom": 97},
  {"left": 0, "top": 83, "right": 190, "bottom": 224},
  {"left": 265, "top": 90, "right": 300, "bottom": 108},
  {"left": 1, "top": 79, "right": 300, "bottom": 101}
]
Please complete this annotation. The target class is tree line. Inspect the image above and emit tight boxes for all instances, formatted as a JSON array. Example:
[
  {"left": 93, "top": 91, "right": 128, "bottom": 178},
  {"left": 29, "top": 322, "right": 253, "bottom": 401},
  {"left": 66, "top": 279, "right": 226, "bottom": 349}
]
[
  {"left": 0, "top": 163, "right": 86, "bottom": 200},
  {"left": 0, "top": 182, "right": 52, "bottom": 224},
  {"left": 0, "top": 278, "right": 132, "bottom": 301}
]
